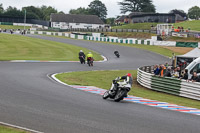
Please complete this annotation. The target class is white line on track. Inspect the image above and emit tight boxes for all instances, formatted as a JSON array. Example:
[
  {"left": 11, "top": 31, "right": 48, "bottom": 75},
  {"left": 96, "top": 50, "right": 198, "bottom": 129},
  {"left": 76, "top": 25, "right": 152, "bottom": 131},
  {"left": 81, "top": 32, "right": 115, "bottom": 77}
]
[{"left": 0, "top": 121, "right": 44, "bottom": 133}]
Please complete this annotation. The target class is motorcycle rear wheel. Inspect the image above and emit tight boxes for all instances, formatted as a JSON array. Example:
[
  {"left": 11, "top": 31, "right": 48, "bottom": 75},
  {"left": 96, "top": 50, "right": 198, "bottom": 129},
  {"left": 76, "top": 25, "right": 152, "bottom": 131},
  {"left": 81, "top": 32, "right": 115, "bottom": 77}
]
[{"left": 114, "top": 90, "right": 127, "bottom": 102}]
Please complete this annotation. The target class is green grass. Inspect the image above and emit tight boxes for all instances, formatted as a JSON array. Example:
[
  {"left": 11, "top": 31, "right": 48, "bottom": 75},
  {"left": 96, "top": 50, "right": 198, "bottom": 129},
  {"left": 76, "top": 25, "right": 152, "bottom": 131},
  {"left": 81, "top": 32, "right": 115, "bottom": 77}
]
[
  {"left": 174, "top": 20, "right": 200, "bottom": 31},
  {"left": 112, "top": 23, "right": 160, "bottom": 30},
  {"left": 112, "top": 21, "right": 200, "bottom": 32},
  {"left": 168, "top": 36, "right": 200, "bottom": 42},
  {"left": 0, "top": 34, "right": 102, "bottom": 61},
  {"left": 56, "top": 70, "right": 200, "bottom": 109},
  {"left": 0, "top": 25, "right": 30, "bottom": 30},
  {"left": 0, "top": 125, "right": 28, "bottom": 133},
  {"left": 104, "top": 32, "right": 155, "bottom": 39}
]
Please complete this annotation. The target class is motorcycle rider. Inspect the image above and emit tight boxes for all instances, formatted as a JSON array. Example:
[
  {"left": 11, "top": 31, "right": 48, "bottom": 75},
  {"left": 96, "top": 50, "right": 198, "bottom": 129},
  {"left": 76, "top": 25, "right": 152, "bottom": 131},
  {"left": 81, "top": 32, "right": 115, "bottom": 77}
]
[
  {"left": 86, "top": 52, "right": 94, "bottom": 65},
  {"left": 78, "top": 50, "right": 85, "bottom": 64},
  {"left": 110, "top": 73, "right": 133, "bottom": 95}
]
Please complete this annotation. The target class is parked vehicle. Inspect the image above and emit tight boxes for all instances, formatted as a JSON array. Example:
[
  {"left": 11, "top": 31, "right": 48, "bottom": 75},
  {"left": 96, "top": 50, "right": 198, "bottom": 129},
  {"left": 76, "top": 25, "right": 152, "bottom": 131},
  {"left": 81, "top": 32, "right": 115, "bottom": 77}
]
[
  {"left": 103, "top": 77, "right": 131, "bottom": 102},
  {"left": 186, "top": 57, "right": 200, "bottom": 79}
]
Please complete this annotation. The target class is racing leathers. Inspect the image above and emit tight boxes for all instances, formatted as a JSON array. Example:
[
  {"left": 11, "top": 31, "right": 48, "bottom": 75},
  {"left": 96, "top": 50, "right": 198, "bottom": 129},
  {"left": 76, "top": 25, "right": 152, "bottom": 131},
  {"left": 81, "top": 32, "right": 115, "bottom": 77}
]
[
  {"left": 110, "top": 75, "right": 133, "bottom": 92},
  {"left": 86, "top": 53, "right": 94, "bottom": 64}
]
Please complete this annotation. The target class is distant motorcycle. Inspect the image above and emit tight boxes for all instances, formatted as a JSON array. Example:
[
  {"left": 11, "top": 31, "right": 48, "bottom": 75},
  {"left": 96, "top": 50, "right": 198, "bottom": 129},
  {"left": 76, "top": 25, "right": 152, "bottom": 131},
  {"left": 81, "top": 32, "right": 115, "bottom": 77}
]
[
  {"left": 114, "top": 51, "right": 120, "bottom": 58},
  {"left": 79, "top": 56, "right": 85, "bottom": 64},
  {"left": 103, "top": 77, "right": 131, "bottom": 102},
  {"left": 87, "top": 57, "right": 94, "bottom": 67}
]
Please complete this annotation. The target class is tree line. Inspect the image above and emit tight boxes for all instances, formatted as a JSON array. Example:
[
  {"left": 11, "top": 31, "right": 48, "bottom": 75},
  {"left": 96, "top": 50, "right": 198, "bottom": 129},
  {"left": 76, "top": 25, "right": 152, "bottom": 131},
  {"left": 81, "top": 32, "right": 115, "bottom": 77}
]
[
  {"left": 0, "top": 4, "right": 61, "bottom": 21},
  {"left": 0, "top": 0, "right": 200, "bottom": 23}
]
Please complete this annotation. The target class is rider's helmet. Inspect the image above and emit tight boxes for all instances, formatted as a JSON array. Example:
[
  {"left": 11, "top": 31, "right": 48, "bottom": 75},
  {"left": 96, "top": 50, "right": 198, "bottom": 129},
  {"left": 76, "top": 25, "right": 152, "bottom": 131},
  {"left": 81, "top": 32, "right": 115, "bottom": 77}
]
[
  {"left": 89, "top": 52, "right": 92, "bottom": 54},
  {"left": 80, "top": 50, "right": 83, "bottom": 52},
  {"left": 127, "top": 73, "right": 132, "bottom": 77}
]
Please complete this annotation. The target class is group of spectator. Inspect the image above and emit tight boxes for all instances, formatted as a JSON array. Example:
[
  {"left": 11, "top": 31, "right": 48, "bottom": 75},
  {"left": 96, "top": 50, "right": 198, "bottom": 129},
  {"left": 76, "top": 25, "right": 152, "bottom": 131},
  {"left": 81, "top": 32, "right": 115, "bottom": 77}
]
[
  {"left": 153, "top": 63, "right": 200, "bottom": 82},
  {"left": 173, "top": 26, "right": 191, "bottom": 33}
]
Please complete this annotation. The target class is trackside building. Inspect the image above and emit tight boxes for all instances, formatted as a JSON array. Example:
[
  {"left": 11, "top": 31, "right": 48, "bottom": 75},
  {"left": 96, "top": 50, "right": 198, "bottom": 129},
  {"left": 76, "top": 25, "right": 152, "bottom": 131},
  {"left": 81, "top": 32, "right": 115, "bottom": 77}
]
[{"left": 50, "top": 14, "right": 105, "bottom": 29}]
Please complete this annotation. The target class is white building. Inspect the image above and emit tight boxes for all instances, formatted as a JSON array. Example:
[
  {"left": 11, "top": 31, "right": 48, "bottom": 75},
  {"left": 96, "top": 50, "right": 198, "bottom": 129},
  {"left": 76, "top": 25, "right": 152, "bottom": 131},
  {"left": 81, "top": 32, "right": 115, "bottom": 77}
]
[{"left": 50, "top": 14, "right": 105, "bottom": 29}]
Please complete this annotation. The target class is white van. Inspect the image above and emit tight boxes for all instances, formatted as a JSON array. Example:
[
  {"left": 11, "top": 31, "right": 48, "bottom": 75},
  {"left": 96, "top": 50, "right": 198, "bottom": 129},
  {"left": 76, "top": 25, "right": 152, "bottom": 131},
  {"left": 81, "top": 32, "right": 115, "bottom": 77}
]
[{"left": 185, "top": 57, "right": 200, "bottom": 79}]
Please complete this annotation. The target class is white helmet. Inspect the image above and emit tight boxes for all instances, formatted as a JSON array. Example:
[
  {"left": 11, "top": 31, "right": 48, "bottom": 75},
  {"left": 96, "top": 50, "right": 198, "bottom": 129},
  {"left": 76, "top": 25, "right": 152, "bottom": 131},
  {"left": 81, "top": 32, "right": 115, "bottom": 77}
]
[
  {"left": 80, "top": 50, "right": 83, "bottom": 52},
  {"left": 89, "top": 52, "right": 91, "bottom": 54}
]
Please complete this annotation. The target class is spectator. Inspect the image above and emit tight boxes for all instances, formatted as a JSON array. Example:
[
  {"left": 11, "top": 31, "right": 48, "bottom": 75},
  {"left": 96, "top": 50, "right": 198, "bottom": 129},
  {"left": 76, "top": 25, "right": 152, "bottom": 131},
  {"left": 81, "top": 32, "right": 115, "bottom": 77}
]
[
  {"left": 189, "top": 72, "right": 199, "bottom": 82},
  {"left": 164, "top": 67, "right": 171, "bottom": 77},
  {"left": 177, "top": 67, "right": 181, "bottom": 77},
  {"left": 160, "top": 65, "right": 166, "bottom": 77},
  {"left": 180, "top": 69, "right": 188, "bottom": 80},
  {"left": 154, "top": 65, "right": 160, "bottom": 75},
  {"left": 172, "top": 67, "right": 179, "bottom": 78},
  {"left": 165, "top": 62, "right": 169, "bottom": 68}
]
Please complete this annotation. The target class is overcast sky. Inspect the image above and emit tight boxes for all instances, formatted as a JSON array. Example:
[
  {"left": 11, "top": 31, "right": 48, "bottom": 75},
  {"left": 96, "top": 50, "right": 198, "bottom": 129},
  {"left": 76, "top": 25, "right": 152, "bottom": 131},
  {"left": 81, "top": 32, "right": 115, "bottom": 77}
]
[{"left": 1, "top": 0, "right": 200, "bottom": 17}]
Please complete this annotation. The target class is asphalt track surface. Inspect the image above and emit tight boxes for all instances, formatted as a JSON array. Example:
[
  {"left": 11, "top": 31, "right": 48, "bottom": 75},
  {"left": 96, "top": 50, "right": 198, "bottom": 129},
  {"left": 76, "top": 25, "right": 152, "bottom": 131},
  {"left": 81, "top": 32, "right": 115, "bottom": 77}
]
[{"left": 0, "top": 34, "right": 200, "bottom": 133}]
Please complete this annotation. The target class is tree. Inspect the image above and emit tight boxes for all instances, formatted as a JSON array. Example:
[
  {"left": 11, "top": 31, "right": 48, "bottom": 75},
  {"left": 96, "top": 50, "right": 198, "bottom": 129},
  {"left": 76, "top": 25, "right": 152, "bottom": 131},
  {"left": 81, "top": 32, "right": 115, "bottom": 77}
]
[
  {"left": 0, "top": 3, "right": 4, "bottom": 14},
  {"left": 118, "top": 0, "right": 156, "bottom": 14},
  {"left": 88, "top": 0, "right": 107, "bottom": 20},
  {"left": 22, "top": 6, "right": 43, "bottom": 19},
  {"left": 69, "top": 7, "right": 90, "bottom": 15},
  {"left": 188, "top": 6, "right": 200, "bottom": 20},
  {"left": 4, "top": 6, "right": 23, "bottom": 17},
  {"left": 40, "top": 5, "right": 57, "bottom": 20},
  {"left": 106, "top": 18, "right": 115, "bottom": 26},
  {"left": 58, "top": 11, "right": 65, "bottom": 14}
]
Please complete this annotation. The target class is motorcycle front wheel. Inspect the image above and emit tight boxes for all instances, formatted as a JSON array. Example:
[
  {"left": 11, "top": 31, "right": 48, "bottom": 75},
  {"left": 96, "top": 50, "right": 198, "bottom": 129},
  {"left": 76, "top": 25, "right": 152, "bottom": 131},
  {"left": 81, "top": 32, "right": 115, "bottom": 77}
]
[
  {"left": 102, "top": 91, "right": 110, "bottom": 99},
  {"left": 114, "top": 90, "right": 127, "bottom": 102}
]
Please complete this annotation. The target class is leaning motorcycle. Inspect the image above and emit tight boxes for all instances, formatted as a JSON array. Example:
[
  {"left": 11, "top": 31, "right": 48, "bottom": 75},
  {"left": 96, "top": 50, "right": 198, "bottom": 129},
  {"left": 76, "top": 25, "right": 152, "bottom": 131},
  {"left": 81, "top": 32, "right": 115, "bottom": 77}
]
[
  {"left": 114, "top": 52, "right": 120, "bottom": 58},
  {"left": 102, "top": 77, "right": 131, "bottom": 102}
]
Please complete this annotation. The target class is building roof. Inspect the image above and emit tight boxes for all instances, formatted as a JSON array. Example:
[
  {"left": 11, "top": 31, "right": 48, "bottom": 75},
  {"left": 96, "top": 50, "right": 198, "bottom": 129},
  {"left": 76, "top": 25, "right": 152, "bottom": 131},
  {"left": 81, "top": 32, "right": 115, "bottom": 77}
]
[
  {"left": 115, "top": 15, "right": 128, "bottom": 21},
  {"left": 178, "top": 48, "right": 200, "bottom": 58},
  {"left": 129, "top": 12, "right": 147, "bottom": 17},
  {"left": 129, "top": 12, "right": 176, "bottom": 18},
  {"left": 50, "top": 14, "right": 104, "bottom": 24}
]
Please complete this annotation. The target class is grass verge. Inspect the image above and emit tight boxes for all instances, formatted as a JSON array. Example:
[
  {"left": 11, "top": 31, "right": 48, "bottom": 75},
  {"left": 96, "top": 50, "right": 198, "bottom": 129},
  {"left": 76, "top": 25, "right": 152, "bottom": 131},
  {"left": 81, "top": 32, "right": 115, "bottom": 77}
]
[
  {"left": 103, "top": 32, "right": 155, "bottom": 39},
  {"left": 0, "top": 34, "right": 102, "bottom": 61},
  {"left": 112, "top": 23, "right": 159, "bottom": 30},
  {"left": 0, "top": 25, "right": 30, "bottom": 30},
  {"left": 174, "top": 20, "right": 200, "bottom": 31},
  {"left": 56, "top": 70, "right": 200, "bottom": 109},
  {"left": 0, "top": 125, "right": 29, "bottom": 133}
]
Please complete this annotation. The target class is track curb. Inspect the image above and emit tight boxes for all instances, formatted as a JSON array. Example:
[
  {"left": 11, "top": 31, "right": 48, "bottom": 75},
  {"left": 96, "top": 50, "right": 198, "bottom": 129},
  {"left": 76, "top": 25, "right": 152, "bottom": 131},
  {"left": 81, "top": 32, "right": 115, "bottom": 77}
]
[{"left": 50, "top": 72, "right": 200, "bottom": 116}]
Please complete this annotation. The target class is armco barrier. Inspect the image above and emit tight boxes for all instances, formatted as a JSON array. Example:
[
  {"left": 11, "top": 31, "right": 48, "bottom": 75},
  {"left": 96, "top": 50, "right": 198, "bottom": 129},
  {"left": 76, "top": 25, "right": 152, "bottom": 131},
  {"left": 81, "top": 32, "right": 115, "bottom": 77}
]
[
  {"left": 137, "top": 66, "right": 200, "bottom": 101},
  {"left": 25, "top": 31, "right": 198, "bottom": 47}
]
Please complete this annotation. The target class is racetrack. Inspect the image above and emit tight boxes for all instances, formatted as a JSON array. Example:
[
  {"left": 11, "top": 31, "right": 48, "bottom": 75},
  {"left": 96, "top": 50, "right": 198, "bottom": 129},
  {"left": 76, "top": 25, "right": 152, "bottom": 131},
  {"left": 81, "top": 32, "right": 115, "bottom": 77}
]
[{"left": 0, "top": 35, "right": 199, "bottom": 133}]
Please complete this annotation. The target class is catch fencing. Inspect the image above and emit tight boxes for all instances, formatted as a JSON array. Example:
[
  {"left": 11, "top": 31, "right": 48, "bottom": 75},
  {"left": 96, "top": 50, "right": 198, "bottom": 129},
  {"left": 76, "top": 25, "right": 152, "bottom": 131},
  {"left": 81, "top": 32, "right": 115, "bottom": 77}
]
[{"left": 137, "top": 66, "right": 200, "bottom": 101}]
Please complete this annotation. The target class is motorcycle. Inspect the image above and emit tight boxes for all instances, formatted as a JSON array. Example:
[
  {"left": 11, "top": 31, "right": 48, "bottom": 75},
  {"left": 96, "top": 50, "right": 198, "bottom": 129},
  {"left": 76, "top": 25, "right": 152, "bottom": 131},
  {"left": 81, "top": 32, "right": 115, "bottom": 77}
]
[
  {"left": 103, "top": 77, "right": 131, "bottom": 102},
  {"left": 114, "top": 51, "right": 120, "bottom": 58},
  {"left": 87, "top": 57, "right": 94, "bottom": 67},
  {"left": 79, "top": 56, "right": 85, "bottom": 64}
]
